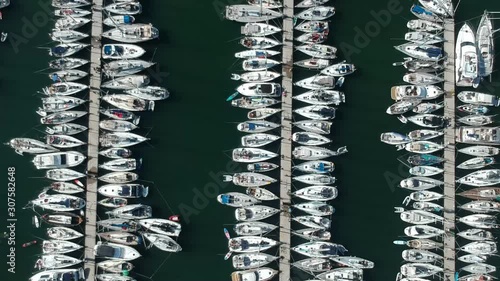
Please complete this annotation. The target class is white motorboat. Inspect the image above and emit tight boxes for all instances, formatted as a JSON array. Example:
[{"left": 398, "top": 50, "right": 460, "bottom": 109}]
[
  {"left": 97, "top": 231, "right": 142, "bottom": 246},
  {"left": 408, "top": 129, "right": 443, "bottom": 141},
  {"left": 292, "top": 241, "right": 347, "bottom": 258},
  {"left": 231, "top": 97, "right": 280, "bottom": 109},
  {"left": 100, "top": 132, "right": 149, "bottom": 148},
  {"left": 50, "top": 30, "right": 88, "bottom": 43},
  {"left": 293, "top": 258, "right": 332, "bottom": 273},
  {"left": 241, "top": 58, "right": 280, "bottom": 72},
  {"left": 46, "top": 135, "right": 85, "bottom": 149},
  {"left": 100, "top": 120, "right": 138, "bottom": 132},
  {"left": 412, "top": 102, "right": 443, "bottom": 114},
  {"left": 405, "top": 141, "right": 443, "bottom": 154},
  {"left": 293, "top": 160, "right": 335, "bottom": 173},
  {"left": 296, "top": 0, "right": 329, "bottom": 8},
  {"left": 102, "top": 44, "right": 146, "bottom": 59},
  {"left": 409, "top": 166, "right": 443, "bottom": 176},
  {"left": 459, "top": 115, "right": 495, "bottom": 126},
  {"left": 142, "top": 233, "right": 182, "bottom": 252},
  {"left": 247, "top": 162, "right": 279, "bottom": 172},
  {"left": 228, "top": 236, "right": 278, "bottom": 253},
  {"left": 42, "top": 240, "right": 82, "bottom": 254},
  {"left": 98, "top": 184, "right": 148, "bottom": 198},
  {"left": 295, "top": 75, "right": 335, "bottom": 90},
  {"left": 41, "top": 96, "right": 86, "bottom": 113},
  {"left": 7, "top": 138, "right": 58, "bottom": 155},
  {"left": 295, "top": 58, "right": 331, "bottom": 70},
  {"left": 293, "top": 146, "right": 347, "bottom": 160},
  {"left": 48, "top": 180, "right": 84, "bottom": 194},
  {"left": 459, "top": 214, "right": 498, "bottom": 229},
  {"left": 46, "top": 123, "right": 87, "bottom": 136},
  {"left": 104, "top": 60, "right": 155, "bottom": 78},
  {"left": 458, "top": 91, "right": 500, "bottom": 106},
  {"left": 41, "top": 212, "right": 83, "bottom": 226},
  {"left": 99, "top": 148, "right": 133, "bottom": 159},
  {"left": 407, "top": 19, "right": 443, "bottom": 31},
  {"left": 234, "top": 71, "right": 281, "bottom": 83},
  {"left": 232, "top": 147, "right": 278, "bottom": 163},
  {"left": 240, "top": 37, "right": 281, "bottom": 49},
  {"left": 419, "top": 0, "right": 453, "bottom": 17},
  {"left": 139, "top": 218, "right": 182, "bottom": 236},
  {"left": 294, "top": 120, "right": 332, "bottom": 134},
  {"left": 54, "top": 8, "right": 91, "bottom": 17},
  {"left": 103, "top": 15, "right": 135, "bottom": 27},
  {"left": 295, "top": 6, "right": 335, "bottom": 20},
  {"left": 97, "top": 218, "right": 140, "bottom": 232},
  {"left": 104, "top": 2, "right": 142, "bottom": 15},
  {"left": 461, "top": 241, "right": 497, "bottom": 255},
  {"left": 293, "top": 174, "right": 336, "bottom": 185},
  {"left": 457, "top": 229, "right": 494, "bottom": 241},
  {"left": 99, "top": 171, "right": 138, "bottom": 184},
  {"left": 399, "top": 210, "right": 443, "bottom": 224},
  {"left": 296, "top": 44, "right": 337, "bottom": 59},
  {"left": 102, "top": 23, "right": 160, "bottom": 43},
  {"left": 407, "top": 114, "right": 444, "bottom": 128},
  {"left": 457, "top": 169, "right": 500, "bottom": 187},
  {"left": 458, "top": 157, "right": 495, "bottom": 170},
  {"left": 294, "top": 90, "right": 345, "bottom": 106},
  {"left": 233, "top": 221, "right": 278, "bottom": 236},
  {"left": 457, "top": 104, "right": 490, "bottom": 115},
  {"left": 31, "top": 193, "right": 85, "bottom": 211},
  {"left": 293, "top": 228, "right": 331, "bottom": 241},
  {"left": 100, "top": 108, "right": 140, "bottom": 124},
  {"left": 477, "top": 11, "right": 494, "bottom": 77},
  {"left": 98, "top": 197, "right": 128, "bottom": 208},
  {"left": 97, "top": 260, "right": 134, "bottom": 273},
  {"left": 217, "top": 192, "right": 261, "bottom": 207},
  {"left": 236, "top": 82, "right": 281, "bottom": 97},
  {"left": 232, "top": 253, "right": 278, "bottom": 270},
  {"left": 241, "top": 133, "right": 280, "bottom": 147},
  {"left": 400, "top": 177, "right": 443, "bottom": 191},
  {"left": 402, "top": 249, "right": 442, "bottom": 263},
  {"left": 386, "top": 100, "right": 421, "bottom": 115},
  {"left": 410, "top": 191, "right": 443, "bottom": 202},
  {"left": 247, "top": 0, "right": 282, "bottom": 9},
  {"left": 391, "top": 85, "right": 443, "bottom": 101},
  {"left": 234, "top": 205, "right": 279, "bottom": 221},
  {"left": 330, "top": 256, "right": 374, "bottom": 269},
  {"left": 294, "top": 201, "right": 334, "bottom": 216},
  {"left": 458, "top": 254, "right": 488, "bottom": 264},
  {"left": 46, "top": 227, "right": 83, "bottom": 240},
  {"left": 293, "top": 186, "right": 337, "bottom": 201},
  {"left": 94, "top": 242, "right": 141, "bottom": 261},
  {"left": 321, "top": 61, "right": 356, "bottom": 76},
  {"left": 102, "top": 75, "right": 150, "bottom": 90},
  {"left": 456, "top": 23, "right": 479, "bottom": 87},
  {"left": 296, "top": 32, "right": 328, "bottom": 44},
  {"left": 102, "top": 94, "right": 154, "bottom": 112},
  {"left": 246, "top": 187, "right": 278, "bottom": 201},
  {"left": 54, "top": 16, "right": 90, "bottom": 29},
  {"left": 41, "top": 111, "right": 87, "bottom": 125},
  {"left": 235, "top": 49, "right": 280, "bottom": 59},
  {"left": 241, "top": 23, "right": 281, "bottom": 36},
  {"left": 294, "top": 105, "right": 335, "bottom": 120},
  {"left": 43, "top": 82, "right": 88, "bottom": 96},
  {"left": 125, "top": 86, "right": 169, "bottom": 101},
  {"left": 394, "top": 43, "right": 443, "bottom": 61},
  {"left": 49, "top": 43, "right": 88, "bottom": 57},
  {"left": 32, "top": 151, "right": 87, "bottom": 169},
  {"left": 247, "top": 108, "right": 281, "bottom": 120},
  {"left": 99, "top": 158, "right": 139, "bottom": 172},
  {"left": 49, "top": 57, "right": 89, "bottom": 70},
  {"left": 400, "top": 263, "right": 443, "bottom": 277},
  {"left": 46, "top": 168, "right": 85, "bottom": 181},
  {"left": 459, "top": 146, "right": 500, "bottom": 157},
  {"left": 293, "top": 215, "right": 331, "bottom": 229},
  {"left": 292, "top": 132, "right": 331, "bottom": 146},
  {"left": 231, "top": 268, "right": 277, "bottom": 281},
  {"left": 225, "top": 5, "right": 282, "bottom": 23},
  {"left": 404, "top": 225, "right": 444, "bottom": 239},
  {"left": 29, "top": 268, "right": 84, "bottom": 281},
  {"left": 459, "top": 200, "right": 500, "bottom": 213},
  {"left": 461, "top": 264, "right": 496, "bottom": 274},
  {"left": 405, "top": 31, "right": 444, "bottom": 45},
  {"left": 403, "top": 72, "right": 444, "bottom": 85}
]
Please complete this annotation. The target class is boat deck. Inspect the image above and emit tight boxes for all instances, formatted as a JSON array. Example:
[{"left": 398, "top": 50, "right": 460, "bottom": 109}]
[
  {"left": 279, "top": 2, "right": 294, "bottom": 281},
  {"left": 84, "top": 1, "right": 104, "bottom": 280},
  {"left": 442, "top": 18, "right": 456, "bottom": 280}
]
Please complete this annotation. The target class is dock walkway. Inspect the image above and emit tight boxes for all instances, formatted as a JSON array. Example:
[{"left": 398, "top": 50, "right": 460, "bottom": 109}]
[
  {"left": 442, "top": 18, "right": 456, "bottom": 280},
  {"left": 84, "top": 1, "right": 104, "bottom": 280},
  {"left": 279, "top": 2, "right": 294, "bottom": 281}
]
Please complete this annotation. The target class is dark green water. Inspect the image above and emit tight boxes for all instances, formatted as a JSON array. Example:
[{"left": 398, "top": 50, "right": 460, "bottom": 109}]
[{"left": 1, "top": 0, "right": 500, "bottom": 280}]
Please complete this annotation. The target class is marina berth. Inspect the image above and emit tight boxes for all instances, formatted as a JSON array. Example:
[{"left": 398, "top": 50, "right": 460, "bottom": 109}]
[
  {"left": 94, "top": 242, "right": 141, "bottom": 261},
  {"left": 458, "top": 91, "right": 500, "bottom": 106},
  {"left": 292, "top": 131, "right": 331, "bottom": 145},
  {"left": 100, "top": 108, "right": 140, "bottom": 123},
  {"left": 99, "top": 158, "right": 139, "bottom": 172},
  {"left": 458, "top": 104, "right": 490, "bottom": 114},
  {"left": 42, "top": 240, "right": 83, "bottom": 254},
  {"left": 41, "top": 96, "right": 86, "bottom": 113},
  {"left": 236, "top": 82, "right": 281, "bottom": 97},
  {"left": 399, "top": 177, "right": 444, "bottom": 191},
  {"left": 292, "top": 258, "right": 333, "bottom": 273},
  {"left": 408, "top": 129, "right": 443, "bottom": 141},
  {"left": 399, "top": 210, "right": 443, "bottom": 224},
  {"left": 99, "top": 120, "right": 138, "bottom": 132},
  {"left": 225, "top": 5, "right": 282, "bottom": 23},
  {"left": 96, "top": 275, "right": 136, "bottom": 281},
  {"left": 48, "top": 69, "right": 88, "bottom": 82},
  {"left": 97, "top": 218, "right": 140, "bottom": 232},
  {"left": 293, "top": 215, "right": 331, "bottom": 229},
  {"left": 46, "top": 168, "right": 86, "bottom": 181},
  {"left": 49, "top": 43, "right": 88, "bottom": 57},
  {"left": 231, "top": 97, "right": 280, "bottom": 109},
  {"left": 413, "top": 201, "right": 443, "bottom": 212},
  {"left": 102, "top": 94, "right": 155, "bottom": 112},
  {"left": 241, "top": 23, "right": 281, "bottom": 36},
  {"left": 46, "top": 227, "right": 83, "bottom": 240},
  {"left": 293, "top": 228, "right": 331, "bottom": 241},
  {"left": 293, "top": 201, "right": 335, "bottom": 216},
  {"left": 103, "top": 15, "right": 135, "bottom": 27},
  {"left": 412, "top": 103, "right": 443, "bottom": 114},
  {"left": 386, "top": 100, "right": 421, "bottom": 115},
  {"left": 477, "top": 11, "right": 494, "bottom": 77},
  {"left": 54, "top": 8, "right": 91, "bottom": 17},
  {"left": 46, "top": 135, "right": 85, "bottom": 148},
  {"left": 49, "top": 57, "right": 89, "bottom": 70},
  {"left": 461, "top": 264, "right": 496, "bottom": 274},
  {"left": 231, "top": 268, "right": 278, "bottom": 281},
  {"left": 459, "top": 145, "right": 500, "bottom": 156},
  {"left": 247, "top": 162, "right": 279, "bottom": 172},
  {"left": 101, "top": 75, "right": 150, "bottom": 90},
  {"left": 407, "top": 19, "right": 444, "bottom": 32},
  {"left": 98, "top": 197, "right": 128, "bottom": 208},
  {"left": 458, "top": 187, "right": 500, "bottom": 200},
  {"left": 30, "top": 193, "right": 86, "bottom": 211},
  {"left": 99, "top": 132, "right": 150, "bottom": 148},
  {"left": 50, "top": 30, "right": 88, "bottom": 43},
  {"left": 97, "top": 260, "right": 134, "bottom": 273},
  {"left": 459, "top": 200, "right": 500, "bottom": 213},
  {"left": 456, "top": 127, "right": 500, "bottom": 145},
  {"left": 457, "top": 229, "right": 495, "bottom": 241},
  {"left": 404, "top": 31, "right": 444, "bottom": 45},
  {"left": 232, "top": 253, "right": 278, "bottom": 270},
  {"left": 247, "top": 0, "right": 282, "bottom": 9},
  {"left": 456, "top": 169, "right": 500, "bottom": 186},
  {"left": 295, "top": 6, "right": 336, "bottom": 20},
  {"left": 407, "top": 114, "right": 445, "bottom": 128},
  {"left": 241, "top": 133, "right": 280, "bottom": 147},
  {"left": 293, "top": 146, "right": 347, "bottom": 160},
  {"left": 380, "top": 132, "right": 411, "bottom": 145},
  {"left": 41, "top": 212, "right": 83, "bottom": 226},
  {"left": 98, "top": 184, "right": 149, "bottom": 198},
  {"left": 103, "top": 60, "right": 155, "bottom": 78},
  {"left": 234, "top": 205, "right": 279, "bottom": 221},
  {"left": 292, "top": 241, "right": 347, "bottom": 258},
  {"left": 400, "top": 263, "right": 443, "bottom": 278},
  {"left": 293, "top": 174, "right": 336, "bottom": 185},
  {"left": 35, "top": 255, "right": 82, "bottom": 270},
  {"left": 458, "top": 254, "right": 488, "bottom": 264},
  {"left": 52, "top": 0, "right": 90, "bottom": 8},
  {"left": 104, "top": 2, "right": 142, "bottom": 15},
  {"left": 246, "top": 187, "right": 279, "bottom": 201},
  {"left": 321, "top": 61, "right": 356, "bottom": 76},
  {"left": 409, "top": 190, "right": 443, "bottom": 202},
  {"left": 29, "top": 268, "right": 85, "bottom": 281},
  {"left": 293, "top": 120, "right": 332, "bottom": 134},
  {"left": 295, "top": 0, "right": 329, "bottom": 8},
  {"left": 456, "top": 23, "right": 479, "bottom": 87},
  {"left": 242, "top": 58, "right": 280, "bottom": 71},
  {"left": 403, "top": 72, "right": 444, "bottom": 85},
  {"left": 295, "top": 75, "right": 335, "bottom": 90},
  {"left": 232, "top": 147, "right": 278, "bottom": 162},
  {"left": 294, "top": 105, "right": 336, "bottom": 120},
  {"left": 97, "top": 231, "right": 142, "bottom": 246},
  {"left": 295, "top": 32, "right": 328, "bottom": 44},
  {"left": 217, "top": 192, "right": 261, "bottom": 207},
  {"left": 408, "top": 154, "right": 445, "bottom": 166},
  {"left": 404, "top": 225, "right": 444, "bottom": 239},
  {"left": 99, "top": 171, "right": 139, "bottom": 184},
  {"left": 102, "top": 44, "right": 146, "bottom": 59},
  {"left": 295, "top": 20, "right": 329, "bottom": 33},
  {"left": 295, "top": 58, "right": 331, "bottom": 70},
  {"left": 460, "top": 241, "right": 497, "bottom": 255},
  {"left": 391, "top": 85, "right": 444, "bottom": 101},
  {"left": 292, "top": 186, "right": 338, "bottom": 201},
  {"left": 458, "top": 115, "right": 496, "bottom": 126},
  {"left": 404, "top": 141, "right": 443, "bottom": 154},
  {"left": 233, "top": 71, "right": 281, "bottom": 83},
  {"left": 228, "top": 236, "right": 278, "bottom": 253},
  {"left": 99, "top": 147, "right": 133, "bottom": 159},
  {"left": 240, "top": 37, "right": 281, "bottom": 49},
  {"left": 125, "top": 86, "right": 170, "bottom": 101},
  {"left": 293, "top": 160, "right": 335, "bottom": 173},
  {"left": 394, "top": 43, "right": 443, "bottom": 61},
  {"left": 296, "top": 44, "right": 337, "bottom": 59},
  {"left": 7, "top": 138, "right": 59, "bottom": 155},
  {"left": 142, "top": 233, "right": 182, "bottom": 252},
  {"left": 459, "top": 214, "right": 498, "bottom": 229},
  {"left": 43, "top": 82, "right": 88, "bottom": 96},
  {"left": 139, "top": 218, "right": 182, "bottom": 236},
  {"left": 409, "top": 166, "right": 443, "bottom": 176},
  {"left": 419, "top": 0, "right": 453, "bottom": 17},
  {"left": 247, "top": 108, "right": 281, "bottom": 120},
  {"left": 316, "top": 268, "right": 364, "bottom": 281},
  {"left": 235, "top": 49, "right": 280, "bottom": 59}
]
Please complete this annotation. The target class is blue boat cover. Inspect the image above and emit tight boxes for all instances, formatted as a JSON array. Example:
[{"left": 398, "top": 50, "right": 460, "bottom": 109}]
[
  {"left": 124, "top": 15, "right": 132, "bottom": 24},
  {"left": 256, "top": 51, "right": 265, "bottom": 58},
  {"left": 52, "top": 46, "right": 67, "bottom": 55},
  {"left": 318, "top": 162, "right": 325, "bottom": 171},
  {"left": 221, "top": 195, "right": 230, "bottom": 204},
  {"left": 412, "top": 5, "right": 432, "bottom": 16},
  {"left": 51, "top": 74, "right": 59, "bottom": 82},
  {"left": 254, "top": 164, "right": 261, "bottom": 170},
  {"left": 103, "top": 45, "right": 112, "bottom": 55},
  {"left": 248, "top": 123, "right": 256, "bottom": 130}
]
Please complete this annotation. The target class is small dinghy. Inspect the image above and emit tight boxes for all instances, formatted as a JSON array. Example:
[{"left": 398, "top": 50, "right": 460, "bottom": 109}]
[
  {"left": 101, "top": 75, "right": 150, "bottom": 90},
  {"left": 412, "top": 103, "right": 443, "bottom": 114},
  {"left": 237, "top": 121, "right": 280, "bottom": 133},
  {"left": 97, "top": 260, "right": 134, "bottom": 273},
  {"left": 247, "top": 162, "right": 278, "bottom": 172},
  {"left": 41, "top": 111, "right": 87, "bottom": 125},
  {"left": 321, "top": 61, "right": 356, "bottom": 77},
  {"left": 94, "top": 241, "right": 141, "bottom": 261},
  {"left": 240, "top": 37, "right": 281, "bottom": 49},
  {"left": 234, "top": 222, "right": 277, "bottom": 236},
  {"left": 46, "top": 168, "right": 85, "bottom": 181},
  {"left": 461, "top": 264, "right": 496, "bottom": 274},
  {"left": 40, "top": 96, "right": 86, "bottom": 113},
  {"left": 235, "top": 49, "right": 280, "bottom": 59},
  {"left": 241, "top": 22, "right": 281, "bottom": 36},
  {"left": 41, "top": 212, "right": 83, "bottom": 226},
  {"left": 98, "top": 184, "right": 148, "bottom": 198},
  {"left": 7, "top": 138, "right": 58, "bottom": 155},
  {"left": 293, "top": 146, "right": 347, "bottom": 160},
  {"left": 292, "top": 257, "right": 332, "bottom": 273},
  {"left": 386, "top": 100, "right": 421, "bottom": 115},
  {"left": 407, "top": 114, "right": 445, "bottom": 128},
  {"left": 292, "top": 241, "right": 347, "bottom": 258},
  {"left": 231, "top": 268, "right": 277, "bottom": 281},
  {"left": 294, "top": 201, "right": 335, "bottom": 216},
  {"left": 46, "top": 135, "right": 85, "bottom": 149},
  {"left": 139, "top": 218, "right": 182, "bottom": 236},
  {"left": 459, "top": 146, "right": 500, "bottom": 157},
  {"left": 224, "top": 172, "right": 277, "bottom": 187},
  {"left": 97, "top": 231, "right": 142, "bottom": 246},
  {"left": 43, "top": 82, "right": 88, "bottom": 96},
  {"left": 293, "top": 160, "right": 335, "bottom": 173},
  {"left": 293, "top": 174, "right": 336, "bottom": 185},
  {"left": 409, "top": 166, "right": 443, "bottom": 177},
  {"left": 232, "top": 147, "right": 278, "bottom": 163},
  {"left": 97, "top": 218, "right": 140, "bottom": 232},
  {"left": 234, "top": 205, "right": 279, "bottom": 221},
  {"left": 46, "top": 123, "right": 87, "bottom": 136},
  {"left": 241, "top": 133, "right": 280, "bottom": 147},
  {"left": 407, "top": 129, "right": 443, "bottom": 141},
  {"left": 231, "top": 97, "right": 280, "bottom": 109},
  {"left": 100, "top": 108, "right": 140, "bottom": 124},
  {"left": 459, "top": 214, "right": 498, "bottom": 229},
  {"left": 228, "top": 236, "right": 278, "bottom": 253},
  {"left": 457, "top": 104, "right": 489, "bottom": 115},
  {"left": 293, "top": 228, "right": 331, "bottom": 241},
  {"left": 294, "top": 90, "right": 345, "bottom": 106},
  {"left": 42, "top": 240, "right": 82, "bottom": 254},
  {"left": 246, "top": 187, "right": 278, "bottom": 201},
  {"left": 293, "top": 186, "right": 338, "bottom": 201},
  {"left": 232, "top": 253, "right": 278, "bottom": 270},
  {"left": 404, "top": 225, "right": 444, "bottom": 239},
  {"left": 407, "top": 19, "right": 444, "bottom": 31},
  {"left": 460, "top": 241, "right": 497, "bottom": 255},
  {"left": 48, "top": 69, "right": 88, "bottom": 82},
  {"left": 380, "top": 132, "right": 411, "bottom": 145},
  {"left": 399, "top": 210, "right": 443, "bottom": 224},
  {"left": 400, "top": 263, "right": 443, "bottom": 277},
  {"left": 100, "top": 158, "right": 139, "bottom": 172},
  {"left": 142, "top": 233, "right": 182, "bottom": 252},
  {"left": 394, "top": 43, "right": 443, "bottom": 61},
  {"left": 457, "top": 229, "right": 494, "bottom": 241},
  {"left": 54, "top": 7, "right": 91, "bottom": 17},
  {"left": 100, "top": 132, "right": 149, "bottom": 148},
  {"left": 100, "top": 120, "right": 138, "bottom": 132},
  {"left": 49, "top": 43, "right": 88, "bottom": 57},
  {"left": 293, "top": 215, "right": 331, "bottom": 229},
  {"left": 403, "top": 72, "right": 444, "bottom": 85},
  {"left": 295, "top": 6, "right": 335, "bottom": 20},
  {"left": 400, "top": 177, "right": 443, "bottom": 191},
  {"left": 103, "top": 15, "right": 135, "bottom": 27},
  {"left": 408, "top": 154, "right": 444, "bottom": 166},
  {"left": 104, "top": 60, "right": 154, "bottom": 78},
  {"left": 99, "top": 148, "right": 133, "bottom": 159},
  {"left": 102, "top": 44, "right": 146, "bottom": 59},
  {"left": 30, "top": 193, "right": 85, "bottom": 211},
  {"left": 458, "top": 254, "right": 488, "bottom": 264},
  {"left": 294, "top": 120, "right": 332, "bottom": 134},
  {"left": 292, "top": 132, "right": 331, "bottom": 145},
  {"left": 50, "top": 30, "right": 88, "bottom": 43},
  {"left": 98, "top": 197, "right": 128, "bottom": 208},
  {"left": 247, "top": 0, "right": 282, "bottom": 9},
  {"left": 125, "top": 86, "right": 169, "bottom": 101},
  {"left": 217, "top": 192, "right": 261, "bottom": 207},
  {"left": 458, "top": 157, "right": 495, "bottom": 170},
  {"left": 104, "top": 2, "right": 142, "bottom": 15},
  {"left": 99, "top": 171, "right": 138, "bottom": 184},
  {"left": 459, "top": 200, "right": 500, "bottom": 213},
  {"left": 459, "top": 115, "right": 496, "bottom": 126},
  {"left": 295, "top": 76, "right": 335, "bottom": 90},
  {"left": 46, "top": 227, "right": 83, "bottom": 240},
  {"left": 247, "top": 108, "right": 281, "bottom": 120},
  {"left": 294, "top": 105, "right": 335, "bottom": 120},
  {"left": 55, "top": 17, "right": 90, "bottom": 30},
  {"left": 225, "top": 5, "right": 282, "bottom": 23},
  {"left": 296, "top": 44, "right": 337, "bottom": 59},
  {"left": 330, "top": 256, "right": 375, "bottom": 269},
  {"left": 405, "top": 141, "right": 443, "bottom": 154},
  {"left": 295, "top": 58, "right": 331, "bottom": 70}
]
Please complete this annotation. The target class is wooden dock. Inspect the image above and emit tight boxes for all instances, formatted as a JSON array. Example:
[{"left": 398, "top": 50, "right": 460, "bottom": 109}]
[
  {"left": 442, "top": 18, "right": 456, "bottom": 280},
  {"left": 279, "top": 2, "right": 294, "bottom": 281},
  {"left": 84, "top": 1, "right": 103, "bottom": 280}
]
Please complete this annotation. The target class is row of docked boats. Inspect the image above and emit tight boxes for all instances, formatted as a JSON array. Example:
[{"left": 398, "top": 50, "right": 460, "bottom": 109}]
[
  {"left": 384, "top": 4, "right": 499, "bottom": 281},
  {"left": 222, "top": 1, "right": 373, "bottom": 281},
  {"left": 5, "top": 1, "right": 179, "bottom": 281}
]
